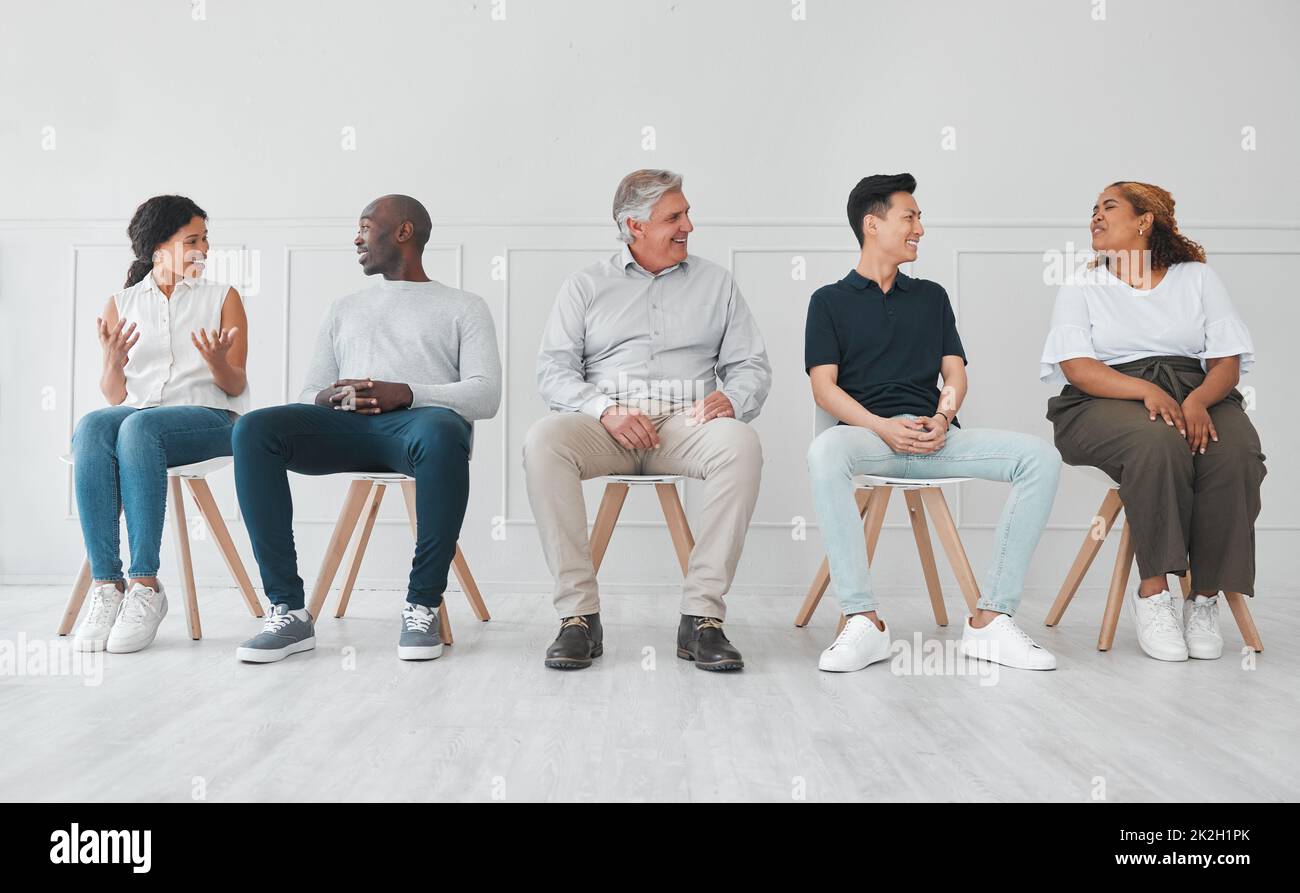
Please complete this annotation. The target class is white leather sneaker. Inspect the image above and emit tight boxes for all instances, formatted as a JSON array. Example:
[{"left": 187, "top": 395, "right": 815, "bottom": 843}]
[
  {"left": 818, "top": 615, "right": 891, "bottom": 672},
  {"left": 1183, "top": 594, "right": 1224, "bottom": 660},
  {"left": 72, "top": 583, "right": 125, "bottom": 652},
  {"left": 106, "top": 582, "right": 168, "bottom": 653},
  {"left": 960, "top": 614, "right": 1057, "bottom": 670},
  {"left": 1128, "top": 589, "right": 1187, "bottom": 661}
]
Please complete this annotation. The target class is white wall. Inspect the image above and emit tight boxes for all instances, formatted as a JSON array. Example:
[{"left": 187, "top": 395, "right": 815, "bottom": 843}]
[{"left": 3, "top": 0, "right": 1297, "bottom": 602}]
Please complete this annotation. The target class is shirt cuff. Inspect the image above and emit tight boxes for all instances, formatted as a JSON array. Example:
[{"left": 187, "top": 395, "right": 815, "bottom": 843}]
[
  {"left": 580, "top": 393, "right": 616, "bottom": 420},
  {"left": 722, "top": 389, "right": 756, "bottom": 421}
]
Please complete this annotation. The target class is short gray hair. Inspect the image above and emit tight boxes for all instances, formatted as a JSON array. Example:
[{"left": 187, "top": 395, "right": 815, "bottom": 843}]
[{"left": 612, "top": 169, "right": 684, "bottom": 244}]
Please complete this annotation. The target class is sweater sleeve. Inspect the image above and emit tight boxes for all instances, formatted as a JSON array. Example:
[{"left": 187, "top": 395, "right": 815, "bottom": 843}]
[
  {"left": 297, "top": 300, "right": 340, "bottom": 404},
  {"left": 407, "top": 295, "right": 503, "bottom": 420}
]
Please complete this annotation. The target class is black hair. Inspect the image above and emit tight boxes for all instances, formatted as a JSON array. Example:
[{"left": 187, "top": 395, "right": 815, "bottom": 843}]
[
  {"left": 846, "top": 173, "right": 917, "bottom": 247},
  {"left": 124, "top": 195, "right": 207, "bottom": 287}
]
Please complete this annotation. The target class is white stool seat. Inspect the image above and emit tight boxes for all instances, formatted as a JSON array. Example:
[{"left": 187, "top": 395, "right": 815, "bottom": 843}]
[
  {"left": 59, "top": 453, "right": 231, "bottom": 478},
  {"left": 605, "top": 474, "right": 684, "bottom": 484},
  {"left": 852, "top": 474, "right": 970, "bottom": 489},
  {"left": 1077, "top": 465, "right": 1120, "bottom": 489},
  {"left": 354, "top": 471, "right": 413, "bottom": 482}
]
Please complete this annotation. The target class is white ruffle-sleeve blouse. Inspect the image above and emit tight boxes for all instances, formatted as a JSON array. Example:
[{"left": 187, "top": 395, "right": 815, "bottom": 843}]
[{"left": 1040, "top": 261, "right": 1255, "bottom": 385}]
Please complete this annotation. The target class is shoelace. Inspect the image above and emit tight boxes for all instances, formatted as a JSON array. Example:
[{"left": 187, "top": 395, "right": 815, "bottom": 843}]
[
  {"left": 1185, "top": 597, "right": 1219, "bottom": 634},
  {"left": 832, "top": 616, "right": 874, "bottom": 648},
  {"left": 695, "top": 617, "right": 725, "bottom": 631},
  {"left": 86, "top": 588, "right": 120, "bottom": 625},
  {"left": 560, "top": 616, "right": 590, "bottom": 631},
  {"left": 117, "top": 587, "right": 155, "bottom": 624},
  {"left": 261, "top": 611, "right": 297, "bottom": 634},
  {"left": 1143, "top": 596, "right": 1183, "bottom": 636},
  {"left": 404, "top": 607, "right": 435, "bottom": 633},
  {"left": 997, "top": 618, "right": 1042, "bottom": 649}
]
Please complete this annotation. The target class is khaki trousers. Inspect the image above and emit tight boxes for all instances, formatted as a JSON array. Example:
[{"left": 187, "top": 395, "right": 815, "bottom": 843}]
[{"left": 523, "top": 410, "right": 763, "bottom": 619}]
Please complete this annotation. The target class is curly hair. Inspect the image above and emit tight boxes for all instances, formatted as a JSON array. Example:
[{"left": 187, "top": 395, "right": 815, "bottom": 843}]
[
  {"left": 1106, "top": 181, "right": 1205, "bottom": 270},
  {"left": 124, "top": 195, "right": 208, "bottom": 287}
]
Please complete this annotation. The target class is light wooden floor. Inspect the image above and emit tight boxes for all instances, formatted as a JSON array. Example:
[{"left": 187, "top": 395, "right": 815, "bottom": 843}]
[{"left": 1, "top": 583, "right": 1295, "bottom": 802}]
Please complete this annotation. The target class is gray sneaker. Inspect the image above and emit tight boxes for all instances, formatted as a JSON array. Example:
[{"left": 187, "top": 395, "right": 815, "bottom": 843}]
[
  {"left": 236, "top": 603, "right": 316, "bottom": 663},
  {"left": 398, "top": 603, "right": 443, "bottom": 661}
]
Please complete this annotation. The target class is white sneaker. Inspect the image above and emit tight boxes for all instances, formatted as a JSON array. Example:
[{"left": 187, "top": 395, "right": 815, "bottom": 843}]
[
  {"left": 818, "top": 615, "right": 891, "bottom": 672},
  {"left": 72, "top": 583, "right": 125, "bottom": 652},
  {"left": 960, "top": 614, "right": 1057, "bottom": 670},
  {"left": 106, "top": 582, "right": 168, "bottom": 653},
  {"left": 1128, "top": 589, "right": 1187, "bottom": 661},
  {"left": 1183, "top": 594, "right": 1224, "bottom": 660}
]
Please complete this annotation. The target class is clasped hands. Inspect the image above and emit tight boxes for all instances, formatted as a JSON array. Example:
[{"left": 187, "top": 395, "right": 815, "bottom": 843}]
[{"left": 321, "top": 379, "right": 413, "bottom": 414}]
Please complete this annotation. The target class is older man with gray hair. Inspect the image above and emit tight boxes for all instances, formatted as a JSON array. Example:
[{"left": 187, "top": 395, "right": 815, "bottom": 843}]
[{"left": 524, "top": 169, "right": 771, "bottom": 672}]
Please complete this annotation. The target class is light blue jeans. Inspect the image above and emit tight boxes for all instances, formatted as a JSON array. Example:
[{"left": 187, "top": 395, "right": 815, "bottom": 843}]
[
  {"left": 806, "top": 416, "right": 1061, "bottom": 616},
  {"left": 72, "top": 405, "right": 235, "bottom": 581}
]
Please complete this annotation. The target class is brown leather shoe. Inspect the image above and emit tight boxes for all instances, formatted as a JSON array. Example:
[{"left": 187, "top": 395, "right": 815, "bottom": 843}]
[
  {"left": 677, "top": 615, "right": 744, "bottom": 671},
  {"left": 544, "top": 613, "right": 603, "bottom": 669}
]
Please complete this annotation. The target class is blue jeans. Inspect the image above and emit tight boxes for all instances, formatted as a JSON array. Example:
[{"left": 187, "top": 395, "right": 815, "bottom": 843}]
[
  {"left": 806, "top": 417, "right": 1061, "bottom": 615},
  {"left": 72, "top": 405, "right": 236, "bottom": 581},
  {"left": 232, "top": 404, "right": 473, "bottom": 610}
]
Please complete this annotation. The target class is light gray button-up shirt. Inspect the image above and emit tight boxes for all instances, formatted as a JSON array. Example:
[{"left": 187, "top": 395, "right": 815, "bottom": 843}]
[{"left": 537, "top": 245, "right": 771, "bottom": 422}]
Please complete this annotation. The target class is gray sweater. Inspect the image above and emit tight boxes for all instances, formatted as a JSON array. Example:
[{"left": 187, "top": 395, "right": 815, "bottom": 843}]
[{"left": 298, "top": 278, "right": 502, "bottom": 421}]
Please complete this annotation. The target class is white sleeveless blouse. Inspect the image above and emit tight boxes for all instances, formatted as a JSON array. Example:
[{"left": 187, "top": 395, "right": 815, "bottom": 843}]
[{"left": 113, "top": 273, "right": 250, "bottom": 414}]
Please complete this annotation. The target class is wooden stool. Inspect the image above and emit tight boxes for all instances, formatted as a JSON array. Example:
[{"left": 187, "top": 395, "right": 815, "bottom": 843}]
[
  {"left": 306, "top": 473, "right": 489, "bottom": 646},
  {"left": 57, "top": 455, "right": 264, "bottom": 641},
  {"left": 1044, "top": 466, "right": 1263, "bottom": 652},
  {"left": 795, "top": 474, "right": 977, "bottom": 632},
  {"left": 589, "top": 475, "right": 694, "bottom": 575}
]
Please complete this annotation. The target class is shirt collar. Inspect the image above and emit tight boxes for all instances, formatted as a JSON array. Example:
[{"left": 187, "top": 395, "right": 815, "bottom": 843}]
[
  {"left": 142, "top": 272, "right": 197, "bottom": 295},
  {"left": 843, "top": 268, "right": 912, "bottom": 292},
  {"left": 620, "top": 243, "right": 689, "bottom": 278}
]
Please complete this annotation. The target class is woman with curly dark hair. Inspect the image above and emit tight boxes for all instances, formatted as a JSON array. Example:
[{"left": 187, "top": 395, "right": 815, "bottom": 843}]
[
  {"left": 1041, "top": 181, "right": 1265, "bottom": 663},
  {"left": 70, "top": 195, "right": 250, "bottom": 654}
]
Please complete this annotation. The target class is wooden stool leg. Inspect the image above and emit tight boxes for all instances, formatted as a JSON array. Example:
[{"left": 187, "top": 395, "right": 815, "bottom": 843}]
[
  {"left": 917, "top": 488, "right": 980, "bottom": 615},
  {"left": 169, "top": 476, "right": 201, "bottom": 640},
  {"left": 862, "top": 486, "right": 891, "bottom": 562},
  {"left": 589, "top": 482, "right": 629, "bottom": 575},
  {"left": 336, "top": 482, "right": 385, "bottom": 618},
  {"left": 1046, "top": 489, "right": 1122, "bottom": 627},
  {"left": 437, "top": 602, "right": 453, "bottom": 646},
  {"left": 185, "top": 477, "right": 263, "bottom": 618},
  {"left": 904, "top": 490, "right": 947, "bottom": 627},
  {"left": 796, "top": 557, "right": 833, "bottom": 628},
  {"left": 399, "top": 480, "right": 452, "bottom": 645},
  {"left": 307, "top": 479, "right": 371, "bottom": 620},
  {"left": 1224, "top": 591, "right": 1263, "bottom": 652},
  {"left": 58, "top": 558, "right": 94, "bottom": 635},
  {"left": 1177, "top": 571, "right": 1192, "bottom": 598},
  {"left": 1098, "top": 521, "right": 1135, "bottom": 651},
  {"left": 451, "top": 545, "right": 490, "bottom": 622},
  {"left": 655, "top": 482, "right": 695, "bottom": 576},
  {"left": 795, "top": 489, "right": 872, "bottom": 627}
]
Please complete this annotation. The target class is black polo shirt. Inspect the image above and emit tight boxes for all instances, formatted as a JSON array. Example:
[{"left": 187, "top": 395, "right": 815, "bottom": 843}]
[{"left": 805, "top": 269, "right": 967, "bottom": 423}]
